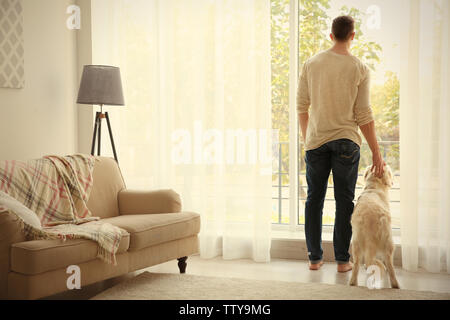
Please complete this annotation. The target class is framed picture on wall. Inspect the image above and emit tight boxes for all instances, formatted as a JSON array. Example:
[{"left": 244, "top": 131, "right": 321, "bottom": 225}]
[{"left": 0, "top": 0, "right": 24, "bottom": 89}]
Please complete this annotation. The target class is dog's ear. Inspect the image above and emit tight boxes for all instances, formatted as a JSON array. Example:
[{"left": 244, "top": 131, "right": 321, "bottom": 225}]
[{"left": 381, "top": 166, "right": 393, "bottom": 186}]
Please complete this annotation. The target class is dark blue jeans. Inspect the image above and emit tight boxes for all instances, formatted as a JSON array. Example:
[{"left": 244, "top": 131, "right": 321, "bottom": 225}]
[{"left": 304, "top": 138, "right": 360, "bottom": 264}]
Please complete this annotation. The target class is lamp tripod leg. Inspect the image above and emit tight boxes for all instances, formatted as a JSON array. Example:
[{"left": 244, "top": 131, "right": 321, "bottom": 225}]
[
  {"left": 91, "top": 112, "right": 100, "bottom": 156},
  {"left": 97, "top": 114, "right": 102, "bottom": 156},
  {"left": 105, "top": 112, "right": 118, "bottom": 163}
]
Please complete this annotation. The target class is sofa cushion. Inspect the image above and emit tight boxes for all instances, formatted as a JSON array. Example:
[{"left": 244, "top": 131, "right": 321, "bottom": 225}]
[
  {"left": 101, "top": 212, "right": 201, "bottom": 251},
  {"left": 10, "top": 230, "right": 130, "bottom": 275},
  {"left": 87, "top": 157, "right": 126, "bottom": 219}
]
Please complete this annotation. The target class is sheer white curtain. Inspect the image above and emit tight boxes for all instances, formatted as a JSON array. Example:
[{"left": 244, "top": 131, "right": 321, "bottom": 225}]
[
  {"left": 91, "top": 0, "right": 273, "bottom": 262},
  {"left": 400, "top": 0, "right": 450, "bottom": 273}
]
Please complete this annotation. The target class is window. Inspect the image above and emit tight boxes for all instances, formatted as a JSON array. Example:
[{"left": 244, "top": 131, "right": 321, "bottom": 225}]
[{"left": 271, "top": 0, "right": 401, "bottom": 230}]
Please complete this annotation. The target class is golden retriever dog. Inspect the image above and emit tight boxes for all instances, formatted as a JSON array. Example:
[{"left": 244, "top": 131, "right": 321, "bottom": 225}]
[{"left": 349, "top": 164, "right": 399, "bottom": 289}]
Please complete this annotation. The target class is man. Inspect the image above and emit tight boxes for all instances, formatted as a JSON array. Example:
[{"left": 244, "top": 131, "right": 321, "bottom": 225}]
[{"left": 297, "top": 15, "right": 385, "bottom": 272}]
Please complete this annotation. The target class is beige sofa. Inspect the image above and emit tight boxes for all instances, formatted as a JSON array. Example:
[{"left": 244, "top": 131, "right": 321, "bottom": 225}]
[{"left": 0, "top": 157, "right": 201, "bottom": 300}]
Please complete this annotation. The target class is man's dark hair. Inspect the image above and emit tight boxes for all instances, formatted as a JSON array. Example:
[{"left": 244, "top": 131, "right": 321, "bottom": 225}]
[{"left": 332, "top": 15, "right": 355, "bottom": 41}]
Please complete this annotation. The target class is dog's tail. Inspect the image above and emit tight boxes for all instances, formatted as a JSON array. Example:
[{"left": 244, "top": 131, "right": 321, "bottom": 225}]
[
  {"left": 374, "top": 259, "right": 386, "bottom": 277},
  {"left": 364, "top": 252, "right": 386, "bottom": 278}
]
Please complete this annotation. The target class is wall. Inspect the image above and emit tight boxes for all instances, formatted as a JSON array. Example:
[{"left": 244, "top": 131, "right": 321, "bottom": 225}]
[{"left": 0, "top": 0, "right": 78, "bottom": 160}]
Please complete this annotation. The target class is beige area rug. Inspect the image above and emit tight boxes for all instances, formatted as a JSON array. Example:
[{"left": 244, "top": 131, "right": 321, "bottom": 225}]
[{"left": 91, "top": 272, "right": 450, "bottom": 300}]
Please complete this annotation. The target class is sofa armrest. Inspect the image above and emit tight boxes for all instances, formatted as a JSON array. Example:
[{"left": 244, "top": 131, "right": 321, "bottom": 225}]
[
  {"left": 0, "top": 211, "right": 27, "bottom": 299},
  {"left": 118, "top": 189, "right": 182, "bottom": 215}
]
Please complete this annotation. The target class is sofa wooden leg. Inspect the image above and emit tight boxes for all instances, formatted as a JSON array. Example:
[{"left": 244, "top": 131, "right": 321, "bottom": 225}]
[{"left": 177, "top": 256, "right": 187, "bottom": 273}]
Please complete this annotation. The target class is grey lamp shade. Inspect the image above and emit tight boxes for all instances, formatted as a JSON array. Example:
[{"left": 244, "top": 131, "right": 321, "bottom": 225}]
[{"left": 77, "top": 65, "right": 125, "bottom": 106}]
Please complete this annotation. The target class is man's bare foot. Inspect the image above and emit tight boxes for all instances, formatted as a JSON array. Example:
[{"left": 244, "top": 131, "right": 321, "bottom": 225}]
[
  {"left": 309, "top": 261, "right": 324, "bottom": 270},
  {"left": 337, "top": 262, "right": 353, "bottom": 273}
]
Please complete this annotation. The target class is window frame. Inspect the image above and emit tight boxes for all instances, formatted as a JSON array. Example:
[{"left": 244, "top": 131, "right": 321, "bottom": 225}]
[{"left": 271, "top": 0, "right": 401, "bottom": 239}]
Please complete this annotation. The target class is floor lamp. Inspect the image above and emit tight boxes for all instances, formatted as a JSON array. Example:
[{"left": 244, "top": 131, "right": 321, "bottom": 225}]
[{"left": 76, "top": 65, "right": 125, "bottom": 163}]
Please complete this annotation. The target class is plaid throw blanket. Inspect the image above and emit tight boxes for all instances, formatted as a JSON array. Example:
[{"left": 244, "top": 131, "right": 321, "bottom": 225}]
[{"left": 0, "top": 154, "right": 123, "bottom": 265}]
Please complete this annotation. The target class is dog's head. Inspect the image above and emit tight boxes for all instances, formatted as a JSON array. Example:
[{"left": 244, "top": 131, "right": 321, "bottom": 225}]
[{"left": 363, "top": 164, "right": 394, "bottom": 188}]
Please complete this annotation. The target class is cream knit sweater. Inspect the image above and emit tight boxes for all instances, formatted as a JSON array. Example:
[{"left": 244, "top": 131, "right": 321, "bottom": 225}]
[{"left": 297, "top": 48, "right": 374, "bottom": 151}]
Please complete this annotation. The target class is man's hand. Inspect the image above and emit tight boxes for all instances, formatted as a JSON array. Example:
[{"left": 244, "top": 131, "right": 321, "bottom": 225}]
[
  {"left": 371, "top": 151, "right": 386, "bottom": 178},
  {"left": 359, "top": 121, "right": 385, "bottom": 178}
]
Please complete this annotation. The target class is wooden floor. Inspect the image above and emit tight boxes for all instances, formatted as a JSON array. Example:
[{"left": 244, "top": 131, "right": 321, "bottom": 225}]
[{"left": 46, "top": 254, "right": 450, "bottom": 300}]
